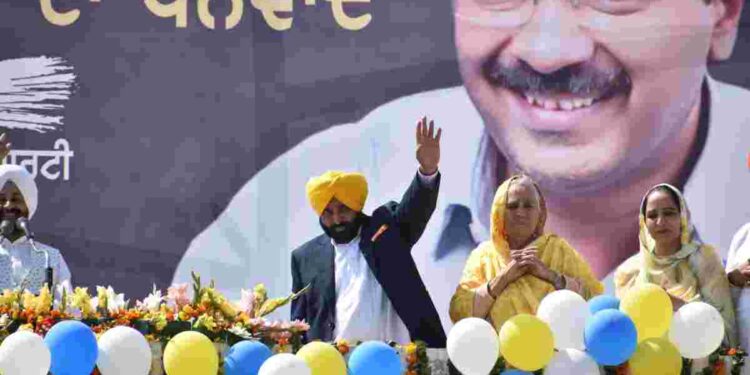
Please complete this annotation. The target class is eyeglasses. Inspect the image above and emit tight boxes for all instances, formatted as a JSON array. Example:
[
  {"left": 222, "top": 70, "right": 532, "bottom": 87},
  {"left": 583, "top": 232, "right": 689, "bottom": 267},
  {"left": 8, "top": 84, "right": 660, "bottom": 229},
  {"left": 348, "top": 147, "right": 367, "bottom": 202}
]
[{"left": 454, "top": 0, "right": 652, "bottom": 28}]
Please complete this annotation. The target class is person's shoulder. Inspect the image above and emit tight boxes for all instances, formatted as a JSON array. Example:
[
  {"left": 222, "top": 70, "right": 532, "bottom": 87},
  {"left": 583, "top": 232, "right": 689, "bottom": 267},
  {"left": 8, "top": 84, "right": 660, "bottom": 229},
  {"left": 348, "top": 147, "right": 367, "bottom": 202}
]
[
  {"left": 695, "top": 243, "right": 723, "bottom": 262},
  {"left": 466, "top": 241, "right": 496, "bottom": 261},
  {"left": 733, "top": 223, "right": 750, "bottom": 240},
  {"left": 292, "top": 234, "right": 328, "bottom": 259},
  {"left": 614, "top": 252, "right": 643, "bottom": 276},
  {"left": 33, "top": 241, "right": 59, "bottom": 254}
]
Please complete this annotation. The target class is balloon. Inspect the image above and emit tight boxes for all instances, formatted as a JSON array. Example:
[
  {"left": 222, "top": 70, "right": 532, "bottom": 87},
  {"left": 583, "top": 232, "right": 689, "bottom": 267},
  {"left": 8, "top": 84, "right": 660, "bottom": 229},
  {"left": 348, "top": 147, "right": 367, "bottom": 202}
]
[
  {"left": 259, "top": 353, "right": 311, "bottom": 375},
  {"left": 447, "top": 317, "right": 500, "bottom": 375},
  {"left": 537, "top": 290, "right": 589, "bottom": 350},
  {"left": 499, "top": 314, "right": 554, "bottom": 372},
  {"left": 296, "top": 341, "right": 346, "bottom": 375},
  {"left": 620, "top": 283, "right": 672, "bottom": 342},
  {"left": 584, "top": 309, "right": 637, "bottom": 366},
  {"left": 348, "top": 341, "right": 403, "bottom": 375},
  {"left": 501, "top": 370, "right": 532, "bottom": 375},
  {"left": 588, "top": 295, "right": 620, "bottom": 315},
  {"left": 44, "top": 320, "right": 98, "bottom": 375},
  {"left": 224, "top": 341, "right": 273, "bottom": 375},
  {"left": 0, "top": 330, "right": 51, "bottom": 375},
  {"left": 163, "top": 331, "right": 219, "bottom": 375},
  {"left": 669, "top": 302, "right": 725, "bottom": 359},
  {"left": 97, "top": 326, "right": 152, "bottom": 375},
  {"left": 543, "top": 349, "right": 599, "bottom": 375},
  {"left": 628, "top": 337, "right": 682, "bottom": 375}
]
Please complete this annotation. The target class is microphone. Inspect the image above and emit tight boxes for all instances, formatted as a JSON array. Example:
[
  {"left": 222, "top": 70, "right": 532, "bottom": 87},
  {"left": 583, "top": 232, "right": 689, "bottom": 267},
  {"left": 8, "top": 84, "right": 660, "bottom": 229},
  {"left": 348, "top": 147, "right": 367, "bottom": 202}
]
[{"left": 16, "top": 218, "right": 53, "bottom": 290}]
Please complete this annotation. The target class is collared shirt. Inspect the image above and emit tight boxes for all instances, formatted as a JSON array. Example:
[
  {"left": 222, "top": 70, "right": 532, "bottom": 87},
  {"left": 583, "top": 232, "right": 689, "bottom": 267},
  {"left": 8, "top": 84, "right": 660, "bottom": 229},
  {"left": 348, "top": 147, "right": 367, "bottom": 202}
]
[
  {"left": 333, "top": 170, "right": 437, "bottom": 343},
  {"left": 0, "top": 236, "right": 72, "bottom": 294}
]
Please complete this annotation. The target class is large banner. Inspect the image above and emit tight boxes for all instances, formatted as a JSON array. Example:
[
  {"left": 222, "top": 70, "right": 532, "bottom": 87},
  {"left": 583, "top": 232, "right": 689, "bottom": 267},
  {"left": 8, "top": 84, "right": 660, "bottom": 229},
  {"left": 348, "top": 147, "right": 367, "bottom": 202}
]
[{"left": 1, "top": 0, "right": 749, "bottom": 330}]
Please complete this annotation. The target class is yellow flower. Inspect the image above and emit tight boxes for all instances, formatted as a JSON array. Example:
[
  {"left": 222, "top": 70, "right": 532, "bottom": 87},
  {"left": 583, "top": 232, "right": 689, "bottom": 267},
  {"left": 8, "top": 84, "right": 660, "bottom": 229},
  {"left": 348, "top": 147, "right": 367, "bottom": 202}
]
[
  {"left": 18, "top": 323, "right": 33, "bottom": 331},
  {"left": 69, "top": 287, "right": 94, "bottom": 318},
  {"left": 194, "top": 314, "right": 217, "bottom": 331},
  {"left": 404, "top": 343, "right": 417, "bottom": 356},
  {"left": 96, "top": 286, "right": 108, "bottom": 310},
  {"left": 35, "top": 285, "right": 52, "bottom": 315},
  {"left": 152, "top": 315, "right": 168, "bottom": 332},
  {"left": 0, "top": 289, "right": 19, "bottom": 308},
  {"left": 21, "top": 290, "right": 36, "bottom": 311}
]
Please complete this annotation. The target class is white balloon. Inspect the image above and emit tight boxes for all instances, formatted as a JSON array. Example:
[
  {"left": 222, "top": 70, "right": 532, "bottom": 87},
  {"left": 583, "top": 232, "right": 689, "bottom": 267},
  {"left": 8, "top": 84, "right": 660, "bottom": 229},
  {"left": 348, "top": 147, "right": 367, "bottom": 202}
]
[
  {"left": 0, "top": 330, "right": 51, "bottom": 375},
  {"left": 259, "top": 353, "right": 311, "bottom": 375},
  {"left": 669, "top": 301, "right": 725, "bottom": 359},
  {"left": 447, "top": 317, "right": 499, "bottom": 375},
  {"left": 544, "top": 348, "right": 599, "bottom": 375},
  {"left": 536, "top": 290, "right": 589, "bottom": 350},
  {"left": 97, "top": 326, "right": 153, "bottom": 375}
]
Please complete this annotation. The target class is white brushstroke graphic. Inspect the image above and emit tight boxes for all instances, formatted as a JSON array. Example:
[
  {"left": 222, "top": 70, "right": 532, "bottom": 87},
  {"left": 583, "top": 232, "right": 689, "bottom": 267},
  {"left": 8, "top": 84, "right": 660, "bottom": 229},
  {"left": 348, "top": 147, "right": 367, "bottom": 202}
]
[{"left": 0, "top": 56, "right": 76, "bottom": 133}]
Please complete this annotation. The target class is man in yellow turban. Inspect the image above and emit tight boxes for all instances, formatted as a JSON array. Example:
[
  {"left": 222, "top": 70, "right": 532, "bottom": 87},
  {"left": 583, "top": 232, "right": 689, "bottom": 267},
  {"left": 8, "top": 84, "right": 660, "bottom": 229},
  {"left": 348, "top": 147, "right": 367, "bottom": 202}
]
[{"left": 291, "top": 117, "right": 447, "bottom": 348}]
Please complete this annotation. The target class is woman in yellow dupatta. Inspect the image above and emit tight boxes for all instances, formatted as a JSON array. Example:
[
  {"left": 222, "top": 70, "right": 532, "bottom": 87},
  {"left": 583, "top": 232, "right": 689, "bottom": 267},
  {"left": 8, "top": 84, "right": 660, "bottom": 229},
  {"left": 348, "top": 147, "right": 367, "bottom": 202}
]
[
  {"left": 614, "top": 183, "right": 738, "bottom": 346},
  {"left": 449, "top": 175, "right": 603, "bottom": 331}
]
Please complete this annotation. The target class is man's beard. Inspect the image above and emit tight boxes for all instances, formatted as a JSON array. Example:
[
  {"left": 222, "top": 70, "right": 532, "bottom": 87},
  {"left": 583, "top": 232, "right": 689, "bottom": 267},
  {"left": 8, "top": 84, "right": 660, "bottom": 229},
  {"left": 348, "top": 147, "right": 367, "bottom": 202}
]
[{"left": 320, "top": 215, "right": 363, "bottom": 244}]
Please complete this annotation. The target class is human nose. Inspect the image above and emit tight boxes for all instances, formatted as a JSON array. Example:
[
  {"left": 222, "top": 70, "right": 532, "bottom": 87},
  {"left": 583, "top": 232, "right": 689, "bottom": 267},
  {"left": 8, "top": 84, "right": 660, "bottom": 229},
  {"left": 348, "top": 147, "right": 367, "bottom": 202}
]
[{"left": 506, "top": 0, "right": 594, "bottom": 74}]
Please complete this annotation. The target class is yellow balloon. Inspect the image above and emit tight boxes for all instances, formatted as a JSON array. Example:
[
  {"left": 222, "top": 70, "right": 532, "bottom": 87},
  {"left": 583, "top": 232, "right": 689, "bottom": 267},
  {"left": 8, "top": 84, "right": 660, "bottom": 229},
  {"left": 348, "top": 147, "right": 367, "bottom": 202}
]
[
  {"left": 163, "top": 331, "right": 219, "bottom": 375},
  {"left": 296, "top": 341, "right": 347, "bottom": 375},
  {"left": 498, "top": 314, "right": 554, "bottom": 371},
  {"left": 629, "top": 337, "right": 682, "bottom": 375},
  {"left": 620, "top": 284, "right": 673, "bottom": 342}
]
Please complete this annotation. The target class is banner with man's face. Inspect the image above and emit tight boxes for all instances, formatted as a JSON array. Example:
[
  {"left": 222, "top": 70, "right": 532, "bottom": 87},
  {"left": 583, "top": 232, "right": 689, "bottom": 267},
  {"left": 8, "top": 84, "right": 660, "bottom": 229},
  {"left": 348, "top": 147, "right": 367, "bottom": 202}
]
[{"left": 1, "top": 0, "right": 748, "bottom": 328}]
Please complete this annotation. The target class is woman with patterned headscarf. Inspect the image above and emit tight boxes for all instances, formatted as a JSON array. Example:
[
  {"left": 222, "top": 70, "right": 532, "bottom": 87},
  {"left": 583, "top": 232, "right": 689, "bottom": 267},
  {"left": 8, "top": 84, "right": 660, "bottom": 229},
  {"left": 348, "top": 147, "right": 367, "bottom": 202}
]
[
  {"left": 449, "top": 175, "right": 602, "bottom": 331},
  {"left": 615, "top": 184, "right": 737, "bottom": 347}
]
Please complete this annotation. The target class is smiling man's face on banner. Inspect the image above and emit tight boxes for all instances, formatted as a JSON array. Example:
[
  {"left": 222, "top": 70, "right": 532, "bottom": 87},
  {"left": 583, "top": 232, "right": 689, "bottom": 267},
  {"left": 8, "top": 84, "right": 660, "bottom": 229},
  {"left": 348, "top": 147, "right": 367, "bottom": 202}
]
[{"left": 453, "top": 0, "right": 743, "bottom": 191}]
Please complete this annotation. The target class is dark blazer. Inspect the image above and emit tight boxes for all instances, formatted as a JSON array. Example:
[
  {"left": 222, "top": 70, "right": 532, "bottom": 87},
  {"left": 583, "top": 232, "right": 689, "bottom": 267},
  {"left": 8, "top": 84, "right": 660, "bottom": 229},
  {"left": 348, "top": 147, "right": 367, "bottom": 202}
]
[{"left": 290, "top": 172, "right": 446, "bottom": 348}]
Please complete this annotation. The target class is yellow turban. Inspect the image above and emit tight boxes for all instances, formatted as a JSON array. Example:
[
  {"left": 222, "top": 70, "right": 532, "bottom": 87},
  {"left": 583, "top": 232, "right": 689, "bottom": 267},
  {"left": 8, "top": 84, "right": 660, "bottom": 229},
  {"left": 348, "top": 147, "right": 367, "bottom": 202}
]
[{"left": 305, "top": 171, "right": 368, "bottom": 216}]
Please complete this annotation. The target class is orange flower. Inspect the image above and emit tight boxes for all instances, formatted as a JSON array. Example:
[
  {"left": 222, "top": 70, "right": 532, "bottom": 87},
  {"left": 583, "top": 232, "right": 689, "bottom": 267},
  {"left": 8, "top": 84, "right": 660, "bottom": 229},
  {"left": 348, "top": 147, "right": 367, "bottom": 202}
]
[
  {"left": 336, "top": 344, "right": 349, "bottom": 355},
  {"left": 713, "top": 360, "right": 726, "bottom": 375},
  {"left": 406, "top": 353, "right": 417, "bottom": 364},
  {"left": 729, "top": 348, "right": 737, "bottom": 356}
]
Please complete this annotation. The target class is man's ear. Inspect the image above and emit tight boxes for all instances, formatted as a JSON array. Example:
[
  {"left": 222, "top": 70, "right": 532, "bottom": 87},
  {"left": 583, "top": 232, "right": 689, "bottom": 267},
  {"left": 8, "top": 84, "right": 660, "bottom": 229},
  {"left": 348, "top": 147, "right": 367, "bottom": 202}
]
[{"left": 708, "top": 0, "right": 745, "bottom": 61}]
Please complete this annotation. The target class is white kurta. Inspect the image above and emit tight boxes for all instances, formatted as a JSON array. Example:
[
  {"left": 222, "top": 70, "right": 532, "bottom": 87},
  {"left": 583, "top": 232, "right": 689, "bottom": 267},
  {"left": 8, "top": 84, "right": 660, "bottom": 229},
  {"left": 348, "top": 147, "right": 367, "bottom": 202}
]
[
  {"left": 332, "top": 233, "right": 411, "bottom": 343},
  {"left": 0, "top": 236, "right": 72, "bottom": 294},
  {"left": 333, "top": 170, "right": 436, "bottom": 344}
]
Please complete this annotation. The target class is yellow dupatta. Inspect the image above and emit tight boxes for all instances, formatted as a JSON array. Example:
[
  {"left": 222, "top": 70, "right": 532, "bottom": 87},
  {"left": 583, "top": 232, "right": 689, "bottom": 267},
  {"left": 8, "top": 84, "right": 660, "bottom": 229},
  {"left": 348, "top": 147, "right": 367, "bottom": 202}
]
[
  {"left": 449, "top": 176, "right": 603, "bottom": 331},
  {"left": 614, "top": 183, "right": 738, "bottom": 346}
]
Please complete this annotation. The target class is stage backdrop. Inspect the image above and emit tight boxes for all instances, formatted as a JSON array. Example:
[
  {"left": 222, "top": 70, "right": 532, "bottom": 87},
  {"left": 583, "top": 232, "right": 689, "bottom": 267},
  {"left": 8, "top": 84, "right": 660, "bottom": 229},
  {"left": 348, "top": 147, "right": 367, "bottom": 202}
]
[{"left": 1, "top": 0, "right": 749, "bottom": 329}]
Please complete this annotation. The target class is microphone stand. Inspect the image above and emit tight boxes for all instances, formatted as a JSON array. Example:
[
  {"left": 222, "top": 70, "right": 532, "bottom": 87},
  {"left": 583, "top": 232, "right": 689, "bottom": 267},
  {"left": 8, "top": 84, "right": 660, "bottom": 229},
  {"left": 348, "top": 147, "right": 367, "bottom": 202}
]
[
  {"left": 28, "top": 238, "right": 53, "bottom": 290},
  {"left": 17, "top": 218, "right": 54, "bottom": 292}
]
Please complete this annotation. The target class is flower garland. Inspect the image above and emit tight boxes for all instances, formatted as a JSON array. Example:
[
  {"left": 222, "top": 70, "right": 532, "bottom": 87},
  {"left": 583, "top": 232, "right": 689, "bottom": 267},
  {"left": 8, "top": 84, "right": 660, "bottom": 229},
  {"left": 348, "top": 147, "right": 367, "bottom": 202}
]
[{"left": 0, "top": 272, "right": 310, "bottom": 351}]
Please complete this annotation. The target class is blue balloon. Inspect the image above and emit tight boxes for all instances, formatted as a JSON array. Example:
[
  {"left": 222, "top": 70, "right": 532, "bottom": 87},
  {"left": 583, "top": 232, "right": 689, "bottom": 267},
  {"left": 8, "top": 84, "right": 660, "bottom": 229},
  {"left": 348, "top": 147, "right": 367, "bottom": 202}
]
[
  {"left": 224, "top": 340, "right": 273, "bottom": 375},
  {"left": 584, "top": 309, "right": 637, "bottom": 366},
  {"left": 44, "top": 320, "right": 98, "bottom": 375},
  {"left": 588, "top": 295, "right": 620, "bottom": 315},
  {"left": 348, "top": 341, "right": 403, "bottom": 375},
  {"left": 501, "top": 370, "right": 532, "bottom": 375}
]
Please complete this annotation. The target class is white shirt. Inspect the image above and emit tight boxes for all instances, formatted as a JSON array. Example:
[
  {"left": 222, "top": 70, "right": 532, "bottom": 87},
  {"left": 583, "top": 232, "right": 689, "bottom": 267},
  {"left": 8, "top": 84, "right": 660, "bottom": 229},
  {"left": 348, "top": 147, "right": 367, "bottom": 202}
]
[
  {"left": 333, "top": 170, "right": 437, "bottom": 343},
  {"left": 0, "top": 236, "right": 72, "bottom": 294},
  {"left": 726, "top": 223, "right": 750, "bottom": 374}
]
